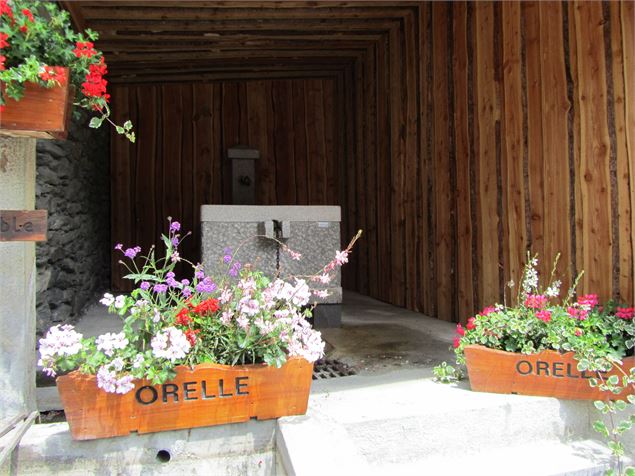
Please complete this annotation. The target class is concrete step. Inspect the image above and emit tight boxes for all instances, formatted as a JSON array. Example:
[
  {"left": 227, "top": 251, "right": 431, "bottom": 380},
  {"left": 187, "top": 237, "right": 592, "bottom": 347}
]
[
  {"left": 275, "top": 371, "right": 634, "bottom": 475},
  {"left": 308, "top": 371, "right": 595, "bottom": 461},
  {"left": 378, "top": 439, "right": 628, "bottom": 476}
]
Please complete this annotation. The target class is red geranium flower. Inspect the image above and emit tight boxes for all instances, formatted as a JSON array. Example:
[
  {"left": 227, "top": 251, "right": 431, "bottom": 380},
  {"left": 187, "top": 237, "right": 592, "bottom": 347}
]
[
  {"left": 466, "top": 316, "right": 476, "bottom": 330},
  {"left": 39, "top": 66, "right": 66, "bottom": 84},
  {"left": 19, "top": 24, "right": 27, "bottom": 34},
  {"left": 194, "top": 298, "right": 220, "bottom": 316},
  {"left": 0, "top": 55, "right": 5, "bottom": 71},
  {"left": 175, "top": 308, "right": 192, "bottom": 326},
  {"left": 73, "top": 41, "right": 97, "bottom": 58},
  {"left": 0, "top": 32, "right": 9, "bottom": 49},
  {"left": 21, "top": 8, "right": 33, "bottom": 22},
  {"left": 456, "top": 323, "right": 465, "bottom": 336},
  {"left": 185, "top": 329, "right": 200, "bottom": 346},
  {"left": 0, "top": 0, "right": 14, "bottom": 23},
  {"left": 453, "top": 336, "right": 461, "bottom": 348}
]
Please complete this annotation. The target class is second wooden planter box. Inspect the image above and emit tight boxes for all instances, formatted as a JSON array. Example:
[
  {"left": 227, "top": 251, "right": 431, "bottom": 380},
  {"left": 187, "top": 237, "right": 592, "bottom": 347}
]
[
  {"left": 464, "top": 344, "right": 635, "bottom": 400},
  {"left": 56, "top": 357, "right": 313, "bottom": 440},
  {"left": 0, "top": 69, "right": 72, "bottom": 140}
]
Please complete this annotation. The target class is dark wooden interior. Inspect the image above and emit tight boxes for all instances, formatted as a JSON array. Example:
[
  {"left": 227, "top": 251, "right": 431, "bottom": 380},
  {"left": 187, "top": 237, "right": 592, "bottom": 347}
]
[{"left": 63, "top": 1, "right": 635, "bottom": 323}]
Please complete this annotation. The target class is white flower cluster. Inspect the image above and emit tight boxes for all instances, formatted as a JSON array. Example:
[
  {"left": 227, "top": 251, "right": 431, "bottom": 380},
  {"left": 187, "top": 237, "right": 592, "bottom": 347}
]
[
  {"left": 151, "top": 327, "right": 191, "bottom": 362},
  {"left": 96, "top": 332, "right": 129, "bottom": 357},
  {"left": 265, "top": 278, "right": 311, "bottom": 307},
  {"left": 96, "top": 365, "right": 135, "bottom": 394},
  {"left": 99, "top": 293, "right": 127, "bottom": 309},
  {"left": 545, "top": 280, "right": 561, "bottom": 298},
  {"left": 521, "top": 258, "right": 539, "bottom": 296},
  {"left": 286, "top": 319, "right": 325, "bottom": 363},
  {"left": 37, "top": 325, "right": 84, "bottom": 377}
]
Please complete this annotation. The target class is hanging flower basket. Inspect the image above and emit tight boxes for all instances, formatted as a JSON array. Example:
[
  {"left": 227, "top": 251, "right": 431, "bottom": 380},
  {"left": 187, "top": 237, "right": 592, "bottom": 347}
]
[
  {"left": 464, "top": 344, "right": 635, "bottom": 400},
  {"left": 0, "top": 1, "right": 134, "bottom": 142},
  {"left": 57, "top": 358, "right": 313, "bottom": 441},
  {"left": 0, "top": 68, "right": 72, "bottom": 140}
]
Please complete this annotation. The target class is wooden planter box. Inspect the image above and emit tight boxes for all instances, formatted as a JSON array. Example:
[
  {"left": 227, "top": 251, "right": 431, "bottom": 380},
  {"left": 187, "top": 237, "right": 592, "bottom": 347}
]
[
  {"left": 464, "top": 345, "right": 635, "bottom": 400},
  {"left": 0, "top": 70, "right": 72, "bottom": 140},
  {"left": 56, "top": 358, "right": 313, "bottom": 440}
]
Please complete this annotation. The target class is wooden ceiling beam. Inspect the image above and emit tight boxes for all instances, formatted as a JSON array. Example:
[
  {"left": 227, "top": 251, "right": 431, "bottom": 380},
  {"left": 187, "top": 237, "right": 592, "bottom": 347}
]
[
  {"left": 109, "top": 69, "right": 347, "bottom": 84},
  {"left": 102, "top": 48, "right": 367, "bottom": 62},
  {"left": 108, "top": 63, "right": 348, "bottom": 80},
  {"left": 77, "top": 1, "right": 419, "bottom": 9},
  {"left": 88, "top": 21, "right": 400, "bottom": 34},
  {"left": 95, "top": 34, "right": 383, "bottom": 45},
  {"left": 79, "top": 5, "right": 416, "bottom": 21}
]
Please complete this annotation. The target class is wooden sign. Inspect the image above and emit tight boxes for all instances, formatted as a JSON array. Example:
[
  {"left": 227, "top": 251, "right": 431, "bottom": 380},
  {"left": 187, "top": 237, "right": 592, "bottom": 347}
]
[
  {"left": 57, "top": 358, "right": 314, "bottom": 440},
  {"left": 464, "top": 345, "right": 635, "bottom": 400},
  {"left": 0, "top": 210, "right": 47, "bottom": 242}
]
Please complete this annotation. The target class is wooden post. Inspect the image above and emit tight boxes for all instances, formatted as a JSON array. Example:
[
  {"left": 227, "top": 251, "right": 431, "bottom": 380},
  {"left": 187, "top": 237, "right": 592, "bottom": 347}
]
[{"left": 0, "top": 138, "right": 38, "bottom": 425}]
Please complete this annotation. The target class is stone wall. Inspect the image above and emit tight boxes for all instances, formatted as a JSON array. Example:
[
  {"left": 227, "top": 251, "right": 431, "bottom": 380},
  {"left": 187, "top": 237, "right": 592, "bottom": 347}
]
[{"left": 35, "top": 114, "right": 110, "bottom": 335}]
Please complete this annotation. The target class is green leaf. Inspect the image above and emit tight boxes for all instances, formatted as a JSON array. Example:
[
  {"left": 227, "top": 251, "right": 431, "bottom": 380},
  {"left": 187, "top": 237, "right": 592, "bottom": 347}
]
[
  {"left": 607, "top": 440, "right": 624, "bottom": 457},
  {"left": 89, "top": 117, "right": 104, "bottom": 129},
  {"left": 608, "top": 375, "right": 619, "bottom": 386},
  {"left": 123, "top": 120, "right": 132, "bottom": 131},
  {"left": 115, "top": 125, "right": 125, "bottom": 134},
  {"left": 624, "top": 467, "right": 635, "bottom": 476},
  {"left": 592, "top": 420, "right": 610, "bottom": 438},
  {"left": 615, "top": 400, "right": 627, "bottom": 411},
  {"left": 615, "top": 420, "right": 632, "bottom": 434},
  {"left": 594, "top": 401, "right": 606, "bottom": 411}
]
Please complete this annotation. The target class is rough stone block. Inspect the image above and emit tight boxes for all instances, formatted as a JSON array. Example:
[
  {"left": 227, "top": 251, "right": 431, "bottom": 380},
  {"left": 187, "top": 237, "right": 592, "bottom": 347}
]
[
  {"left": 201, "top": 206, "right": 342, "bottom": 308},
  {"left": 311, "top": 304, "right": 342, "bottom": 328},
  {"left": 201, "top": 222, "right": 278, "bottom": 278}
]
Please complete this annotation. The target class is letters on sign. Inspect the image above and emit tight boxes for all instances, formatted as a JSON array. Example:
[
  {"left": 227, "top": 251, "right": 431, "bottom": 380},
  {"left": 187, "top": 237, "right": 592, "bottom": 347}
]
[
  {"left": 135, "top": 376, "right": 250, "bottom": 405},
  {"left": 515, "top": 360, "right": 607, "bottom": 379},
  {"left": 0, "top": 210, "right": 47, "bottom": 242}
]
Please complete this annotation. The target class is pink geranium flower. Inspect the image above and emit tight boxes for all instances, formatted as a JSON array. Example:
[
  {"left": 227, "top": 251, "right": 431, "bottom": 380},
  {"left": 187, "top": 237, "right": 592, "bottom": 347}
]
[
  {"left": 524, "top": 294, "right": 548, "bottom": 309},
  {"left": 536, "top": 310, "right": 552, "bottom": 323}
]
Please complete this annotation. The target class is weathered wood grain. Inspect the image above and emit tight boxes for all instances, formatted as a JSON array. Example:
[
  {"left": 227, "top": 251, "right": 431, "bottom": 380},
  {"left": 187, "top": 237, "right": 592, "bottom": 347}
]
[
  {"left": 501, "top": 1, "right": 526, "bottom": 302},
  {"left": 574, "top": 1, "right": 613, "bottom": 297},
  {"left": 539, "top": 1, "right": 571, "bottom": 292}
]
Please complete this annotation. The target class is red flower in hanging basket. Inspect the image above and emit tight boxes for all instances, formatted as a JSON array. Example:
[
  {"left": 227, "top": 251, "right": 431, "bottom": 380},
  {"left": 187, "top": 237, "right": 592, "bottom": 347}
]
[{"left": 39, "top": 66, "right": 67, "bottom": 85}]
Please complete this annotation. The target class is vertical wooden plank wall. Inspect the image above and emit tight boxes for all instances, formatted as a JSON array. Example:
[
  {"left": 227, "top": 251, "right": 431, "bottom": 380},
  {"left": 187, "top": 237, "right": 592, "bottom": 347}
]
[
  {"left": 412, "top": 0, "right": 634, "bottom": 322},
  {"left": 345, "top": 0, "right": 633, "bottom": 322},
  {"left": 110, "top": 1, "right": 634, "bottom": 319},
  {"left": 111, "top": 78, "right": 341, "bottom": 289}
]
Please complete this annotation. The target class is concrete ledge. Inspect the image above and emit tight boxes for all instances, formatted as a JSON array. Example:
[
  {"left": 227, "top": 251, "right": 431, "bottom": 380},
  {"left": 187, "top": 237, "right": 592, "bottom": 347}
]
[
  {"left": 5, "top": 420, "right": 276, "bottom": 476},
  {"left": 201, "top": 205, "right": 341, "bottom": 222},
  {"left": 276, "top": 415, "right": 370, "bottom": 476}
]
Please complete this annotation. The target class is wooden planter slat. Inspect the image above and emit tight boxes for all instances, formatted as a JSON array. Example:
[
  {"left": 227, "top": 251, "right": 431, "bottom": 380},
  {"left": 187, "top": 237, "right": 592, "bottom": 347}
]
[
  {"left": 0, "top": 72, "right": 72, "bottom": 140},
  {"left": 464, "top": 345, "right": 635, "bottom": 400},
  {"left": 56, "top": 358, "right": 313, "bottom": 440}
]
